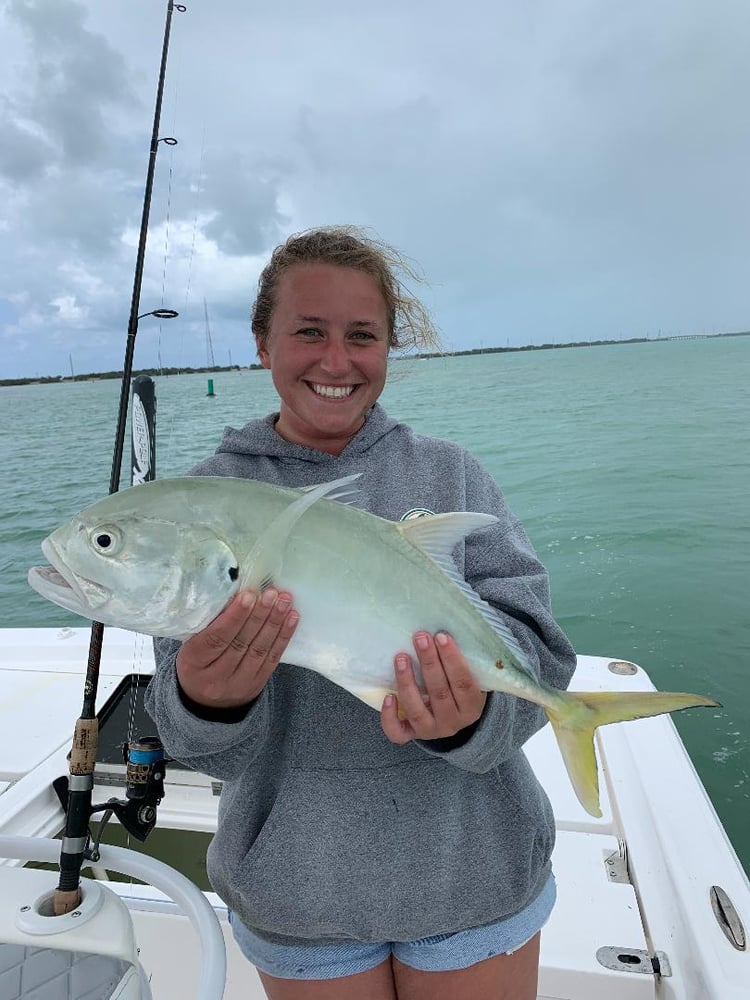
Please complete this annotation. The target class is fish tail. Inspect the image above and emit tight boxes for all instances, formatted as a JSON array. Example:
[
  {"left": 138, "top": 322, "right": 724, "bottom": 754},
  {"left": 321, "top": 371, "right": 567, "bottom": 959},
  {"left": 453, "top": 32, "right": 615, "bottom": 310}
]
[{"left": 545, "top": 690, "right": 719, "bottom": 817}]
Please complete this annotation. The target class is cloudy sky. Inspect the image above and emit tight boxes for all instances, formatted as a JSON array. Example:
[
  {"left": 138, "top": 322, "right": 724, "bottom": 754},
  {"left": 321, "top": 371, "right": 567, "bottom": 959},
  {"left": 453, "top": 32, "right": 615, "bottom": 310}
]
[{"left": 1, "top": 0, "right": 748, "bottom": 378}]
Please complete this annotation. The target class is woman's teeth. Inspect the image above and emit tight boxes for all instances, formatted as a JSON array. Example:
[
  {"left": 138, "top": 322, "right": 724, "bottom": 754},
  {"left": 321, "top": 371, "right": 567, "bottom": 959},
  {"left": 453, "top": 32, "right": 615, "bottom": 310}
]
[{"left": 311, "top": 384, "right": 354, "bottom": 398}]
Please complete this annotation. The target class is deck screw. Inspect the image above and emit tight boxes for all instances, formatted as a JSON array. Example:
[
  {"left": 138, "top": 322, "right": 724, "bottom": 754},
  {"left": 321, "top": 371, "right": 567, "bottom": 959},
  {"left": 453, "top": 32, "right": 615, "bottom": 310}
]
[{"left": 19, "top": 905, "right": 30, "bottom": 912}]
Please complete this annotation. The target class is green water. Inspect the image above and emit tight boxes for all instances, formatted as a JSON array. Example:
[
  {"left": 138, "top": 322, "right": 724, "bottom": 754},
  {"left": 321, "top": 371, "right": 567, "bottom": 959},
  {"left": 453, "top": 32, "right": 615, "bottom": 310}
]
[{"left": 1, "top": 336, "right": 748, "bottom": 873}]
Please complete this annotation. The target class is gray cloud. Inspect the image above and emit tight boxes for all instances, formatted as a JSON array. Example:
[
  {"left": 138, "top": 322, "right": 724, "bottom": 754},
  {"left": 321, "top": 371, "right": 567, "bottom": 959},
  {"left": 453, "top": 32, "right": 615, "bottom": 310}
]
[
  {"left": 5, "top": 0, "right": 138, "bottom": 170},
  {"left": 1, "top": 0, "right": 749, "bottom": 377},
  {"left": 0, "top": 106, "right": 54, "bottom": 181},
  {"left": 199, "top": 152, "right": 291, "bottom": 257}
]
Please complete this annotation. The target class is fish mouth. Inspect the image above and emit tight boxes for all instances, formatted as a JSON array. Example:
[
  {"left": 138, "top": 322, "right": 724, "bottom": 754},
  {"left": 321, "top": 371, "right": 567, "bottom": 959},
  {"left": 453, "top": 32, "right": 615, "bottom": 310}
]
[{"left": 28, "top": 536, "right": 110, "bottom": 613}]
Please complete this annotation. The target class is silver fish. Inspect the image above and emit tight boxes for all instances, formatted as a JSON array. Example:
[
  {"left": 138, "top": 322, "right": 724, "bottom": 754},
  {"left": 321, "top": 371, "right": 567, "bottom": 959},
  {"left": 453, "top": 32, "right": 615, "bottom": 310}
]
[{"left": 28, "top": 474, "right": 718, "bottom": 816}]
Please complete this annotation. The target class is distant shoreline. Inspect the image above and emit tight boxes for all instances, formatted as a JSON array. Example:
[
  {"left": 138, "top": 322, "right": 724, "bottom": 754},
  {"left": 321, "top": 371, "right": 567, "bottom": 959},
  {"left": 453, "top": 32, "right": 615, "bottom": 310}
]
[{"left": 2, "top": 329, "right": 748, "bottom": 388}]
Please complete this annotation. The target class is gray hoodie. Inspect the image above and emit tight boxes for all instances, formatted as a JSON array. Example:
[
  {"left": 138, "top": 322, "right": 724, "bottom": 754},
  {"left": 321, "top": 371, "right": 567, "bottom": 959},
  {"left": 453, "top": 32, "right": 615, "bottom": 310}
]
[{"left": 145, "top": 404, "right": 576, "bottom": 944}]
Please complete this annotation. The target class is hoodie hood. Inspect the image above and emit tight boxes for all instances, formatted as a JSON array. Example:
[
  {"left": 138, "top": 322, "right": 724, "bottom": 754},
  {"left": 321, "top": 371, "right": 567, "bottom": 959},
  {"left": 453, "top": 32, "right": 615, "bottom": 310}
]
[{"left": 214, "top": 403, "right": 400, "bottom": 464}]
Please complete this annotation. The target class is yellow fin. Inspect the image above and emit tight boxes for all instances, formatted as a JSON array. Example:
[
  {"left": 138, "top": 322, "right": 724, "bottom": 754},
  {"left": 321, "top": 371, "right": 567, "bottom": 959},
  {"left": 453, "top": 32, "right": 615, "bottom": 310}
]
[{"left": 546, "top": 690, "right": 720, "bottom": 817}]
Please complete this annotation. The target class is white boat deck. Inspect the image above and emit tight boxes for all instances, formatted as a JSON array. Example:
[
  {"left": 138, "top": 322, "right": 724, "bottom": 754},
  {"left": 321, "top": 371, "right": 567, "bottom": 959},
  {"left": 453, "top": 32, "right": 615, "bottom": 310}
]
[{"left": 1, "top": 627, "right": 748, "bottom": 999}]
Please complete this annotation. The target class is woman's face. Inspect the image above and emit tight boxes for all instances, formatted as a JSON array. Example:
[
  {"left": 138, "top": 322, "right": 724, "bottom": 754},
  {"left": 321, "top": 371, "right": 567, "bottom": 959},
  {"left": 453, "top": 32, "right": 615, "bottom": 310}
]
[{"left": 257, "top": 263, "right": 390, "bottom": 455}]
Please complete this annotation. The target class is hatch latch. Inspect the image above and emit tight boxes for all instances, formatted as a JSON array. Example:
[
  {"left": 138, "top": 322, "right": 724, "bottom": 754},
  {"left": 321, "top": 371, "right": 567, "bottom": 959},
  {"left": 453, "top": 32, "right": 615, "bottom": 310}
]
[{"left": 596, "top": 947, "right": 672, "bottom": 977}]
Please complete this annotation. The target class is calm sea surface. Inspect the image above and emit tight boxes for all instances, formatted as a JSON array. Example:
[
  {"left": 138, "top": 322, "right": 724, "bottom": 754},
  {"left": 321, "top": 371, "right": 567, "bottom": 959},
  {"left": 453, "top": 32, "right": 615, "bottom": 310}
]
[{"left": 1, "top": 337, "right": 748, "bottom": 874}]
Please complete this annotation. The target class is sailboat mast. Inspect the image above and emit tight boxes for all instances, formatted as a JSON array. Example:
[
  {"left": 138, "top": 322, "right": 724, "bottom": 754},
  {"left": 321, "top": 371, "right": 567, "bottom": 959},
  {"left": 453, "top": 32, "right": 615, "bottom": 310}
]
[{"left": 204, "top": 297, "right": 216, "bottom": 367}]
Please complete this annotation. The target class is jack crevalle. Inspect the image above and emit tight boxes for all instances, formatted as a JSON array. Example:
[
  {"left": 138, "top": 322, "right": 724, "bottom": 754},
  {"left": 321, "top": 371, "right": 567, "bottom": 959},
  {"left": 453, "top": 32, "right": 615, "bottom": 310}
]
[{"left": 28, "top": 474, "right": 718, "bottom": 816}]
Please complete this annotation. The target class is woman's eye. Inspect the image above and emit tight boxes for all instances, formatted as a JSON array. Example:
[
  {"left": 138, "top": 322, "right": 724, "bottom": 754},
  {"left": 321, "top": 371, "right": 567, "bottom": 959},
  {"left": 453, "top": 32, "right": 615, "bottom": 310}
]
[{"left": 297, "top": 328, "right": 321, "bottom": 339}]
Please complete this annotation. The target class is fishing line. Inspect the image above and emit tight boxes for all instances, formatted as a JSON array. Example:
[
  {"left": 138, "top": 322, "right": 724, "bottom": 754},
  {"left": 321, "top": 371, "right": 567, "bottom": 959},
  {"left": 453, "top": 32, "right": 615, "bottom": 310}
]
[
  {"left": 159, "top": 158, "right": 174, "bottom": 319},
  {"left": 126, "top": 636, "right": 145, "bottom": 754},
  {"left": 182, "top": 125, "right": 206, "bottom": 316},
  {"left": 121, "top": 33, "right": 192, "bottom": 870},
  {"left": 123, "top": 32, "right": 181, "bottom": 875},
  {"left": 153, "top": 150, "right": 174, "bottom": 372},
  {"left": 125, "top": 3, "right": 196, "bottom": 758},
  {"left": 122, "top": 630, "right": 150, "bottom": 878},
  {"left": 126, "top": 36, "right": 180, "bottom": 753},
  {"left": 158, "top": 120, "right": 208, "bottom": 478},
  {"left": 156, "top": 39, "right": 183, "bottom": 379}
]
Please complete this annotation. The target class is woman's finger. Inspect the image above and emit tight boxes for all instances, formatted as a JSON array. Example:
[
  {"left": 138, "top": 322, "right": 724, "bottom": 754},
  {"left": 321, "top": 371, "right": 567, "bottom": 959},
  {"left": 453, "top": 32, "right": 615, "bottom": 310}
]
[
  {"left": 434, "top": 631, "right": 487, "bottom": 717},
  {"left": 244, "top": 604, "right": 300, "bottom": 689},
  {"left": 393, "top": 652, "right": 436, "bottom": 736},
  {"left": 233, "top": 588, "right": 287, "bottom": 659},
  {"left": 380, "top": 693, "right": 413, "bottom": 745},
  {"left": 413, "top": 631, "right": 458, "bottom": 721}
]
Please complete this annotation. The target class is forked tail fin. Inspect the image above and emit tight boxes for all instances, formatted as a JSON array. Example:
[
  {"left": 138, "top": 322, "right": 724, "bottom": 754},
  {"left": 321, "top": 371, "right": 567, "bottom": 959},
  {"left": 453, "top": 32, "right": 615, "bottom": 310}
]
[{"left": 545, "top": 690, "right": 719, "bottom": 817}]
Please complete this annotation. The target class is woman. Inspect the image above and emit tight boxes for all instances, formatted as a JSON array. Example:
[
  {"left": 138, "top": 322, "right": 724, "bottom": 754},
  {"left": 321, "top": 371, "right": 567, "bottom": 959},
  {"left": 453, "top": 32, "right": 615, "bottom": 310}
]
[{"left": 145, "top": 226, "right": 576, "bottom": 1000}]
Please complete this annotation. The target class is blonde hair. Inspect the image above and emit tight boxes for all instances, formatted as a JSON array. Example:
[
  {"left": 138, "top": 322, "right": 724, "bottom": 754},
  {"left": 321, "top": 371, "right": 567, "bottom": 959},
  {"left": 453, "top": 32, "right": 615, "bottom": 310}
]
[{"left": 251, "top": 226, "right": 441, "bottom": 352}]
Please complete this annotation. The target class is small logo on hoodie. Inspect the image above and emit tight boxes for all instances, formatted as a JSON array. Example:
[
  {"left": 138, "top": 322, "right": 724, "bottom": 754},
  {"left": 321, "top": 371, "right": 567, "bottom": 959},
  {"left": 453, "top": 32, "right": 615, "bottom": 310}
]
[{"left": 401, "top": 507, "right": 435, "bottom": 521}]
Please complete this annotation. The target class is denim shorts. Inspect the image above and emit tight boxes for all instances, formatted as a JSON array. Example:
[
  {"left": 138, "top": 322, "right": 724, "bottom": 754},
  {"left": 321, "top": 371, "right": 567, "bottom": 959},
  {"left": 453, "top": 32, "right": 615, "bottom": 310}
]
[{"left": 229, "top": 875, "right": 555, "bottom": 980}]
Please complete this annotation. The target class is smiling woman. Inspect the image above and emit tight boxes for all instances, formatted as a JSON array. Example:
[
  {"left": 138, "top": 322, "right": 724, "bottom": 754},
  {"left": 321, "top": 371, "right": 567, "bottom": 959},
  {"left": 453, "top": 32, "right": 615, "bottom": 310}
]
[
  {"left": 256, "top": 264, "right": 390, "bottom": 454},
  {"left": 143, "top": 225, "right": 580, "bottom": 1000},
  {"left": 250, "top": 227, "right": 441, "bottom": 454}
]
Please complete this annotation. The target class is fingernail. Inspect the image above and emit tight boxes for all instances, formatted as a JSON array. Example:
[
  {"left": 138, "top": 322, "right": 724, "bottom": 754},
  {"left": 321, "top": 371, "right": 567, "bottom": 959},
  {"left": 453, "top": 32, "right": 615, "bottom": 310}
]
[
  {"left": 384, "top": 694, "right": 395, "bottom": 708},
  {"left": 435, "top": 632, "right": 450, "bottom": 647},
  {"left": 396, "top": 654, "right": 410, "bottom": 672},
  {"left": 240, "top": 591, "right": 256, "bottom": 609},
  {"left": 276, "top": 597, "right": 291, "bottom": 613},
  {"left": 414, "top": 632, "right": 430, "bottom": 651},
  {"left": 261, "top": 588, "right": 277, "bottom": 607},
  {"left": 287, "top": 611, "right": 300, "bottom": 628}
]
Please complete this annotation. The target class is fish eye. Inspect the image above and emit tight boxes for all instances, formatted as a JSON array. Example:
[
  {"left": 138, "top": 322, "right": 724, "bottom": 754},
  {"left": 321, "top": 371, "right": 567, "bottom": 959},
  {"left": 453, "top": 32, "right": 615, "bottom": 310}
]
[{"left": 90, "top": 526, "right": 121, "bottom": 555}]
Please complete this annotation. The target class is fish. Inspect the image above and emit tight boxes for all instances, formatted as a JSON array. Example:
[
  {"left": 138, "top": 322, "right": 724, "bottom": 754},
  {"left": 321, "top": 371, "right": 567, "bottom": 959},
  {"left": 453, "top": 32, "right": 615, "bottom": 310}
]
[{"left": 28, "top": 473, "right": 719, "bottom": 817}]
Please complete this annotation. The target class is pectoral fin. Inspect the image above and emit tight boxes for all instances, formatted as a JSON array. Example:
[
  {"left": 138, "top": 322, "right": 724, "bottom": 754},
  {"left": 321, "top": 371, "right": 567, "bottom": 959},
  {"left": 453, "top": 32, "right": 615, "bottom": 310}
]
[{"left": 239, "top": 474, "right": 361, "bottom": 590}]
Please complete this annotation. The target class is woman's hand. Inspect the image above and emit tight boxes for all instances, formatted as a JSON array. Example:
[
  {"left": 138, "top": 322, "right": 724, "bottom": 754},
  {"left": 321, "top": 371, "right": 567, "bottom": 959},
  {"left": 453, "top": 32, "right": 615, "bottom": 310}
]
[
  {"left": 380, "top": 631, "right": 487, "bottom": 743},
  {"left": 176, "top": 588, "right": 299, "bottom": 710}
]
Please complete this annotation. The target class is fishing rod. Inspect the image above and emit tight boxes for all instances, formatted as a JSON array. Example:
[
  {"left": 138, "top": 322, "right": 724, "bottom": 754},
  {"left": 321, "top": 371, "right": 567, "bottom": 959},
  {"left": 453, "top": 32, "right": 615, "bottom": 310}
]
[{"left": 54, "top": 0, "right": 186, "bottom": 916}]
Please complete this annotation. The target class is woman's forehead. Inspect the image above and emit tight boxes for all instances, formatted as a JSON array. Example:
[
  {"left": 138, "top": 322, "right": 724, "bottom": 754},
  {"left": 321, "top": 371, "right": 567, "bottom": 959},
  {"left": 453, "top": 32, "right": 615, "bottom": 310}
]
[{"left": 274, "top": 264, "right": 387, "bottom": 317}]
